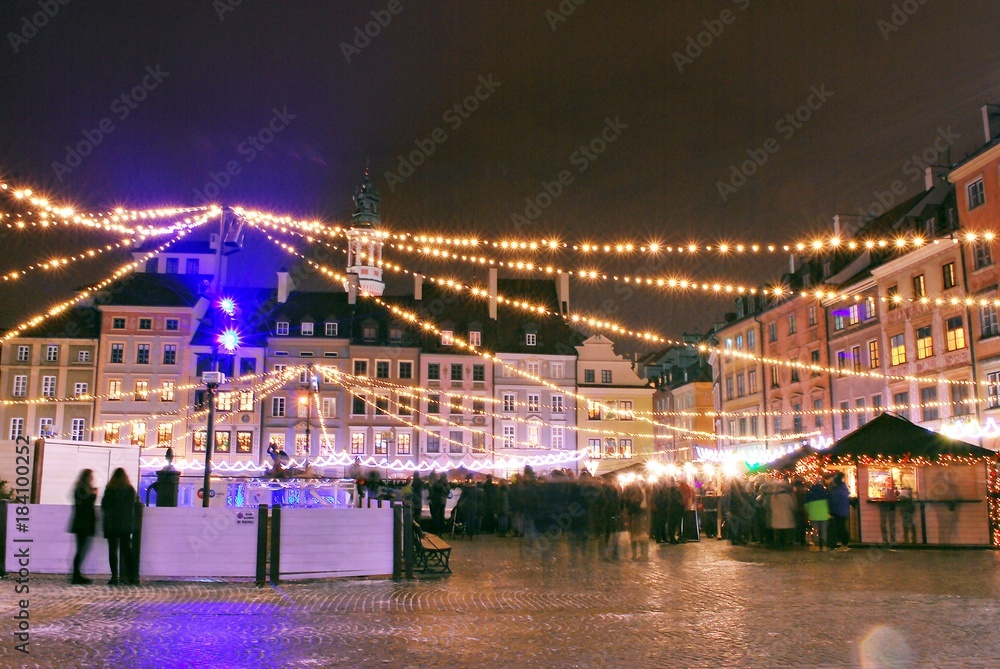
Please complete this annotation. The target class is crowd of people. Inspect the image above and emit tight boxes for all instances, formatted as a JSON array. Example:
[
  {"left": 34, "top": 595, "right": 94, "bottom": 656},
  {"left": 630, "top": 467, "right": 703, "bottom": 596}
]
[
  {"left": 401, "top": 466, "right": 704, "bottom": 561},
  {"left": 723, "top": 471, "right": 853, "bottom": 550}
]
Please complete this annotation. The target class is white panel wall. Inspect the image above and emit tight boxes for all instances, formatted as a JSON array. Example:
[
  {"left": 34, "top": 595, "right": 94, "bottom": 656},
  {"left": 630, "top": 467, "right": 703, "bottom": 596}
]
[
  {"left": 278, "top": 507, "right": 394, "bottom": 579},
  {"left": 37, "top": 439, "right": 140, "bottom": 505},
  {"left": 139, "top": 507, "right": 260, "bottom": 578},
  {"left": 4, "top": 505, "right": 110, "bottom": 575}
]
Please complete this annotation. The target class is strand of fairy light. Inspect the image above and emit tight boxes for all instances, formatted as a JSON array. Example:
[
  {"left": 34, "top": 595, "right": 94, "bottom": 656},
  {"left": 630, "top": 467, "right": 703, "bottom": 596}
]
[
  {"left": 331, "top": 368, "right": 598, "bottom": 449},
  {"left": 380, "top": 228, "right": 996, "bottom": 257},
  {"left": 0, "top": 223, "right": 208, "bottom": 342},
  {"left": 1, "top": 368, "right": 274, "bottom": 406},
  {"left": 245, "top": 218, "right": 750, "bottom": 443},
  {"left": 1, "top": 186, "right": 211, "bottom": 237},
  {"left": 383, "top": 239, "right": 1000, "bottom": 309},
  {"left": 332, "top": 368, "right": 686, "bottom": 442},
  {"left": 50, "top": 370, "right": 291, "bottom": 443},
  {"left": 1, "top": 237, "right": 137, "bottom": 283},
  {"left": 362, "top": 294, "right": 823, "bottom": 444},
  {"left": 251, "top": 226, "right": 994, "bottom": 413},
  {"left": 330, "top": 366, "right": 987, "bottom": 420},
  {"left": 255, "top": 220, "right": 992, "bottom": 391},
  {"left": 318, "top": 381, "right": 588, "bottom": 471}
]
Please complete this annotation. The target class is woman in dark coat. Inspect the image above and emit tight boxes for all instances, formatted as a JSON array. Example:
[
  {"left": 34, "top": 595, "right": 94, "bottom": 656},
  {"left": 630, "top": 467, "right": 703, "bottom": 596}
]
[
  {"left": 101, "top": 468, "right": 137, "bottom": 585},
  {"left": 68, "top": 469, "right": 97, "bottom": 584}
]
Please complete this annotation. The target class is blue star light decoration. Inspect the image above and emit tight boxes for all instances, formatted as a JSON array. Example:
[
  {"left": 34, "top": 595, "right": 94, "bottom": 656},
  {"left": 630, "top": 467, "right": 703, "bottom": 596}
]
[
  {"left": 218, "top": 328, "right": 241, "bottom": 353},
  {"left": 219, "top": 297, "right": 237, "bottom": 317}
]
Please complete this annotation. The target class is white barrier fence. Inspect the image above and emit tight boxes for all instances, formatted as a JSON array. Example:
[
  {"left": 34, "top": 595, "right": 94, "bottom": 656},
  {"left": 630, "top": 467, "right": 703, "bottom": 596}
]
[
  {"left": 278, "top": 507, "right": 394, "bottom": 579},
  {"left": 2, "top": 503, "right": 396, "bottom": 582}
]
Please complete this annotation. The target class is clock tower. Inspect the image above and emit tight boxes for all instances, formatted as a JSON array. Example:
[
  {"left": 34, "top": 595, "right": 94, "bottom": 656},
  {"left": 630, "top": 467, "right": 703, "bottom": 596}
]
[{"left": 344, "top": 170, "right": 385, "bottom": 296}]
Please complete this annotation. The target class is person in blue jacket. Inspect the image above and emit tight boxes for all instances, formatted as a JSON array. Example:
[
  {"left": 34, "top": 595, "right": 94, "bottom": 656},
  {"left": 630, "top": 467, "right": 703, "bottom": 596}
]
[{"left": 827, "top": 472, "right": 851, "bottom": 550}]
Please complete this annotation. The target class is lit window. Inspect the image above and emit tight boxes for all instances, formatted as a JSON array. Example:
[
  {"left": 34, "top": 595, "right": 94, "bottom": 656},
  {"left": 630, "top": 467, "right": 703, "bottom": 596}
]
[
  {"left": 946, "top": 316, "right": 966, "bottom": 351},
  {"left": 890, "top": 334, "right": 906, "bottom": 366},
  {"left": 912, "top": 275, "right": 925, "bottom": 299},
  {"left": 469, "top": 331, "right": 481, "bottom": 347},
  {"left": 441, "top": 330, "right": 454, "bottom": 346},
  {"left": 868, "top": 340, "right": 880, "bottom": 369},
  {"left": 135, "top": 381, "right": 149, "bottom": 401},
  {"left": 301, "top": 322, "right": 314, "bottom": 336},
  {"left": 916, "top": 326, "right": 933, "bottom": 359}
]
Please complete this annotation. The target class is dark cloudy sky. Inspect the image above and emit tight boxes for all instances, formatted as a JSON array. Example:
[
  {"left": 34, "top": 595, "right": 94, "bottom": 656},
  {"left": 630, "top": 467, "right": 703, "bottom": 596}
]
[{"left": 2, "top": 1, "right": 1000, "bottom": 345}]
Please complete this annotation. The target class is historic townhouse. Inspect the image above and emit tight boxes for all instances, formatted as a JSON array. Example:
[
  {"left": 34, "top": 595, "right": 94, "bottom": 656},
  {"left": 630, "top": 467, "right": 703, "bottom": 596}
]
[
  {"left": 93, "top": 272, "right": 209, "bottom": 453},
  {"left": 574, "top": 334, "right": 654, "bottom": 474},
  {"left": 949, "top": 105, "right": 1000, "bottom": 449},
  {"left": 0, "top": 308, "right": 98, "bottom": 443},
  {"left": 871, "top": 240, "right": 971, "bottom": 431},
  {"left": 710, "top": 295, "right": 767, "bottom": 459},
  {"left": 639, "top": 336, "right": 714, "bottom": 463}
]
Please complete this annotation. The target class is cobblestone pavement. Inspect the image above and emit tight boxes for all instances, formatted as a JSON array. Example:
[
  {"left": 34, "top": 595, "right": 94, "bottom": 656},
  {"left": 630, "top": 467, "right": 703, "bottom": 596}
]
[{"left": 2, "top": 537, "right": 999, "bottom": 668}]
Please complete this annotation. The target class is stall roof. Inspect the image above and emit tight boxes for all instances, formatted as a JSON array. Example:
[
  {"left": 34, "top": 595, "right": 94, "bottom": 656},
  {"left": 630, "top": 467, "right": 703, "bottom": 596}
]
[
  {"left": 828, "top": 412, "right": 996, "bottom": 461},
  {"left": 763, "top": 413, "right": 997, "bottom": 472}
]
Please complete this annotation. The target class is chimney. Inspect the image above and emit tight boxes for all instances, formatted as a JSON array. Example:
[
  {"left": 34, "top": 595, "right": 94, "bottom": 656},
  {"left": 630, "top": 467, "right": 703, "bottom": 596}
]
[
  {"left": 982, "top": 104, "right": 1000, "bottom": 144},
  {"left": 488, "top": 267, "right": 498, "bottom": 320},
  {"left": 348, "top": 274, "right": 359, "bottom": 305},
  {"left": 789, "top": 254, "right": 796, "bottom": 275},
  {"left": 414, "top": 273, "right": 423, "bottom": 301},
  {"left": 924, "top": 165, "right": 951, "bottom": 191},
  {"left": 556, "top": 273, "right": 570, "bottom": 315},
  {"left": 277, "top": 269, "right": 294, "bottom": 304}
]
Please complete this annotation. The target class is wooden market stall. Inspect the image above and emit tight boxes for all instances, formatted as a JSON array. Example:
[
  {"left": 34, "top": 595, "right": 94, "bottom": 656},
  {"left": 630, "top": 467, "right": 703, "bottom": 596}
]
[{"left": 767, "top": 413, "right": 1000, "bottom": 547}]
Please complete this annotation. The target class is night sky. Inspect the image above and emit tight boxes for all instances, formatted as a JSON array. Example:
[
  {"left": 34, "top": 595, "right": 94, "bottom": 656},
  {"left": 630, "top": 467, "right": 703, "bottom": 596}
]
[{"left": 3, "top": 1, "right": 1000, "bottom": 346}]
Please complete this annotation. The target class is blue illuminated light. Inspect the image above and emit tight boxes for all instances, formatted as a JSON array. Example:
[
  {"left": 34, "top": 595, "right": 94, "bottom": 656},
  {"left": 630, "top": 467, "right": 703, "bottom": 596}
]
[
  {"left": 219, "top": 297, "right": 237, "bottom": 316},
  {"left": 218, "top": 328, "right": 241, "bottom": 353}
]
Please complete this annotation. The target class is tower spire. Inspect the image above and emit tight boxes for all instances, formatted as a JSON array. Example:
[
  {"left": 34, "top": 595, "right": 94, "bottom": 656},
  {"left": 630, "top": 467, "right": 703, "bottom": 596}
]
[{"left": 344, "top": 166, "right": 385, "bottom": 296}]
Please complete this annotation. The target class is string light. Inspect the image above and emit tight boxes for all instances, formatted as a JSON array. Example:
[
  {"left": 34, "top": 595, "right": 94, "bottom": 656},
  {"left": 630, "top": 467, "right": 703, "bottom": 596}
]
[
  {"left": 0, "top": 237, "right": 137, "bottom": 283},
  {"left": 253, "top": 221, "right": 1000, "bottom": 394},
  {"left": 384, "top": 240, "right": 1000, "bottom": 310},
  {"left": 0, "top": 219, "right": 215, "bottom": 343},
  {"left": 379, "top": 229, "right": 985, "bottom": 257}
]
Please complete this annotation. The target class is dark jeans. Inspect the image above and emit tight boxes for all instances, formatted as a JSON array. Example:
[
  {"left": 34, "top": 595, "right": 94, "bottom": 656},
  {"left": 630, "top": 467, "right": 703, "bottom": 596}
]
[
  {"left": 828, "top": 515, "right": 849, "bottom": 548},
  {"left": 73, "top": 534, "right": 92, "bottom": 577},
  {"left": 107, "top": 532, "right": 134, "bottom": 581}
]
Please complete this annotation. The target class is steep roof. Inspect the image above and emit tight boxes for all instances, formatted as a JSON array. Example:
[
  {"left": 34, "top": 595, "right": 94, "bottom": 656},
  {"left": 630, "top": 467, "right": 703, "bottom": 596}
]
[
  {"left": 12, "top": 306, "right": 100, "bottom": 339},
  {"left": 93, "top": 272, "right": 211, "bottom": 308}
]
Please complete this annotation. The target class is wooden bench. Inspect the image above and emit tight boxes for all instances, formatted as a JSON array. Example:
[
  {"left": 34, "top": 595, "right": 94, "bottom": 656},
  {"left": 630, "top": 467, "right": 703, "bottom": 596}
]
[{"left": 413, "top": 524, "right": 452, "bottom": 574}]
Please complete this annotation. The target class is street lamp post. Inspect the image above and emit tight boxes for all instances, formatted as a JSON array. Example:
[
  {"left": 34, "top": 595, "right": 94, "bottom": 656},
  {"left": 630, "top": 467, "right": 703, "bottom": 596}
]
[{"left": 201, "top": 370, "right": 224, "bottom": 507}]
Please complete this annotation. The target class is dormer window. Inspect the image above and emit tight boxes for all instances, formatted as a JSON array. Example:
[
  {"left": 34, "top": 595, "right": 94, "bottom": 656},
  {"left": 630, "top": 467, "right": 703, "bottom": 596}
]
[
  {"left": 389, "top": 327, "right": 404, "bottom": 344},
  {"left": 469, "top": 330, "right": 482, "bottom": 347},
  {"left": 276, "top": 322, "right": 289, "bottom": 336},
  {"left": 301, "top": 322, "right": 314, "bottom": 336},
  {"left": 362, "top": 324, "right": 378, "bottom": 342},
  {"left": 441, "top": 330, "right": 454, "bottom": 346},
  {"left": 525, "top": 333, "right": 537, "bottom": 347},
  {"left": 325, "top": 322, "right": 338, "bottom": 337}
]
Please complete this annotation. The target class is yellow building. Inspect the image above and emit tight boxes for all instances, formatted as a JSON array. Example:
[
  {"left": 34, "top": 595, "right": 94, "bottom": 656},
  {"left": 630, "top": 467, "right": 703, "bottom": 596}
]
[{"left": 575, "top": 335, "right": 654, "bottom": 475}]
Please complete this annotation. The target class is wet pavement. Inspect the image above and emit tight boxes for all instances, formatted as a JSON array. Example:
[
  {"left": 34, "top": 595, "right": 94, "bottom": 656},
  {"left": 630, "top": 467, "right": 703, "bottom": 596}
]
[{"left": 1, "top": 536, "right": 998, "bottom": 668}]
